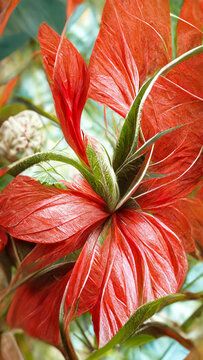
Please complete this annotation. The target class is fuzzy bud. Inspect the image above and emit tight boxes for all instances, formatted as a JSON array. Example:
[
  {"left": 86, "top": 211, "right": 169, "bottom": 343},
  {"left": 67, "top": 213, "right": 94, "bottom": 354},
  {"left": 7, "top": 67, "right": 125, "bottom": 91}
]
[{"left": 0, "top": 110, "right": 43, "bottom": 163}]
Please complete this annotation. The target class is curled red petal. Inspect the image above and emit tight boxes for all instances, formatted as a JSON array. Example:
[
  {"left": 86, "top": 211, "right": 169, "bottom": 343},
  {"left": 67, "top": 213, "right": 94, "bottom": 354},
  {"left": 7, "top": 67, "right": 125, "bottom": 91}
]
[
  {"left": 177, "top": 0, "right": 203, "bottom": 55},
  {"left": 38, "top": 23, "right": 89, "bottom": 163},
  {"left": 89, "top": 0, "right": 171, "bottom": 117},
  {"left": 0, "top": 176, "right": 108, "bottom": 243},
  {"left": 0, "top": 0, "right": 20, "bottom": 36}
]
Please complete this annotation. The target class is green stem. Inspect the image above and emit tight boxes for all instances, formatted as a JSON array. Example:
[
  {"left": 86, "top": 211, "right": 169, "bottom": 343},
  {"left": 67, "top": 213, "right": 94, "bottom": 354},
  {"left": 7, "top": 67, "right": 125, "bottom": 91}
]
[
  {"left": 7, "top": 151, "right": 94, "bottom": 184},
  {"left": 138, "top": 322, "right": 193, "bottom": 351},
  {"left": 75, "top": 319, "right": 94, "bottom": 352},
  {"left": 181, "top": 304, "right": 203, "bottom": 333},
  {"left": 182, "top": 274, "right": 203, "bottom": 290},
  {"left": 59, "top": 284, "right": 78, "bottom": 360},
  {"left": 14, "top": 96, "right": 59, "bottom": 124}
]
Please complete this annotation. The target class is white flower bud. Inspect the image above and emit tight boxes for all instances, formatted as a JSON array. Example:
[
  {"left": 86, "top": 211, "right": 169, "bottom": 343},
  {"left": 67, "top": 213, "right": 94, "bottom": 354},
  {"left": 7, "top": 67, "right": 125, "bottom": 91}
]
[{"left": 0, "top": 110, "right": 43, "bottom": 163}]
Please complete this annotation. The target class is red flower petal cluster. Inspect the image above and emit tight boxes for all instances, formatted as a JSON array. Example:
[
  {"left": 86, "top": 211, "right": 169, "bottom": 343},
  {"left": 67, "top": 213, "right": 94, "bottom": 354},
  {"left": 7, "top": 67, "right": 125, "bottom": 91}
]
[{"left": 0, "top": 0, "right": 202, "bottom": 350}]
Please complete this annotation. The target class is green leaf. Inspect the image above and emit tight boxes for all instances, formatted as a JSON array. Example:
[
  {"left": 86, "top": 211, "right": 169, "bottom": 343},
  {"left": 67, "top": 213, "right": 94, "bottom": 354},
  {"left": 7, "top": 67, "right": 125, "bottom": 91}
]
[
  {"left": 14, "top": 96, "right": 59, "bottom": 124},
  {"left": 3, "top": 151, "right": 95, "bottom": 188},
  {"left": 86, "top": 141, "right": 119, "bottom": 211},
  {"left": 113, "top": 78, "right": 151, "bottom": 171},
  {"left": 0, "top": 0, "right": 66, "bottom": 60},
  {"left": 170, "top": 0, "right": 183, "bottom": 16},
  {"left": 116, "top": 125, "right": 184, "bottom": 178},
  {"left": 115, "top": 145, "right": 154, "bottom": 210},
  {"left": 0, "top": 32, "right": 30, "bottom": 61},
  {"left": 122, "top": 334, "right": 154, "bottom": 349},
  {"left": 87, "top": 292, "right": 203, "bottom": 360},
  {"left": 113, "top": 45, "right": 203, "bottom": 173},
  {"left": 0, "top": 103, "right": 27, "bottom": 124}
]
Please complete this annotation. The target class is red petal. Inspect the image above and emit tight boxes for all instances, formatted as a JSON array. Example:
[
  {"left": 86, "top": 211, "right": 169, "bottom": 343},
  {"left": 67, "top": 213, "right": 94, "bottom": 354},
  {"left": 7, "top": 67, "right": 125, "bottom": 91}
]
[
  {"left": 0, "top": 229, "right": 7, "bottom": 252},
  {"left": 18, "top": 227, "right": 94, "bottom": 277},
  {"left": 0, "top": 0, "right": 20, "bottom": 36},
  {"left": 64, "top": 221, "right": 113, "bottom": 327},
  {"left": 38, "top": 23, "right": 89, "bottom": 163},
  {"left": 137, "top": 148, "right": 202, "bottom": 209},
  {"left": 138, "top": 54, "right": 203, "bottom": 208},
  {"left": 152, "top": 206, "right": 195, "bottom": 253},
  {"left": 67, "top": 0, "right": 83, "bottom": 17},
  {"left": 0, "top": 176, "right": 108, "bottom": 243},
  {"left": 92, "top": 210, "right": 187, "bottom": 347},
  {"left": 142, "top": 54, "right": 203, "bottom": 147},
  {"left": 176, "top": 185, "right": 203, "bottom": 250},
  {"left": 0, "top": 77, "right": 18, "bottom": 107},
  {"left": 177, "top": 0, "right": 203, "bottom": 55},
  {"left": 7, "top": 265, "right": 72, "bottom": 346},
  {"left": 89, "top": 0, "right": 171, "bottom": 117}
]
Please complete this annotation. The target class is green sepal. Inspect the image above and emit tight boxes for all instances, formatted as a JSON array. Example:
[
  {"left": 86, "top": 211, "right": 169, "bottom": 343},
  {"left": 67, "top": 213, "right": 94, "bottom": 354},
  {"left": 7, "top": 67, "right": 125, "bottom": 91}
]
[
  {"left": 116, "top": 124, "right": 184, "bottom": 179},
  {"left": 4, "top": 151, "right": 95, "bottom": 187},
  {"left": 113, "top": 78, "right": 151, "bottom": 171},
  {"left": 86, "top": 139, "right": 119, "bottom": 212}
]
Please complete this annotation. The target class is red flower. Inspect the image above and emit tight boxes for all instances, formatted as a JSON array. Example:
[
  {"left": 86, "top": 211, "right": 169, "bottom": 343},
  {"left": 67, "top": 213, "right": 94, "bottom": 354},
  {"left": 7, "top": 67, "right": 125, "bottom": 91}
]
[
  {"left": 177, "top": 0, "right": 203, "bottom": 55},
  {"left": 0, "top": 0, "right": 20, "bottom": 36},
  {"left": 0, "top": 0, "right": 202, "bottom": 350}
]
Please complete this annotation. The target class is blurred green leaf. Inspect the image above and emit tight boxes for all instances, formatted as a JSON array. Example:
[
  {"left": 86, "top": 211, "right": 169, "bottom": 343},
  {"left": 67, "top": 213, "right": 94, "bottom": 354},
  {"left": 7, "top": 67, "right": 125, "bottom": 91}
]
[
  {"left": 0, "top": 0, "right": 66, "bottom": 60},
  {"left": 170, "top": 0, "right": 183, "bottom": 15},
  {"left": 0, "top": 103, "right": 27, "bottom": 124},
  {"left": 0, "top": 32, "right": 30, "bottom": 61},
  {"left": 14, "top": 96, "right": 58, "bottom": 124},
  {"left": 87, "top": 293, "right": 203, "bottom": 360}
]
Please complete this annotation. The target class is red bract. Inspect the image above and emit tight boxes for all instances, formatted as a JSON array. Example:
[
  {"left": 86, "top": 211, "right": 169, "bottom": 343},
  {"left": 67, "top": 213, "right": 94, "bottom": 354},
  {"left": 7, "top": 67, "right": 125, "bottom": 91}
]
[
  {"left": 175, "top": 185, "right": 203, "bottom": 254},
  {"left": 38, "top": 24, "right": 89, "bottom": 164},
  {"left": 0, "top": 0, "right": 202, "bottom": 351},
  {"left": 0, "top": 0, "right": 20, "bottom": 35},
  {"left": 177, "top": 0, "right": 203, "bottom": 55},
  {"left": 89, "top": 0, "right": 172, "bottom": 117}
]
